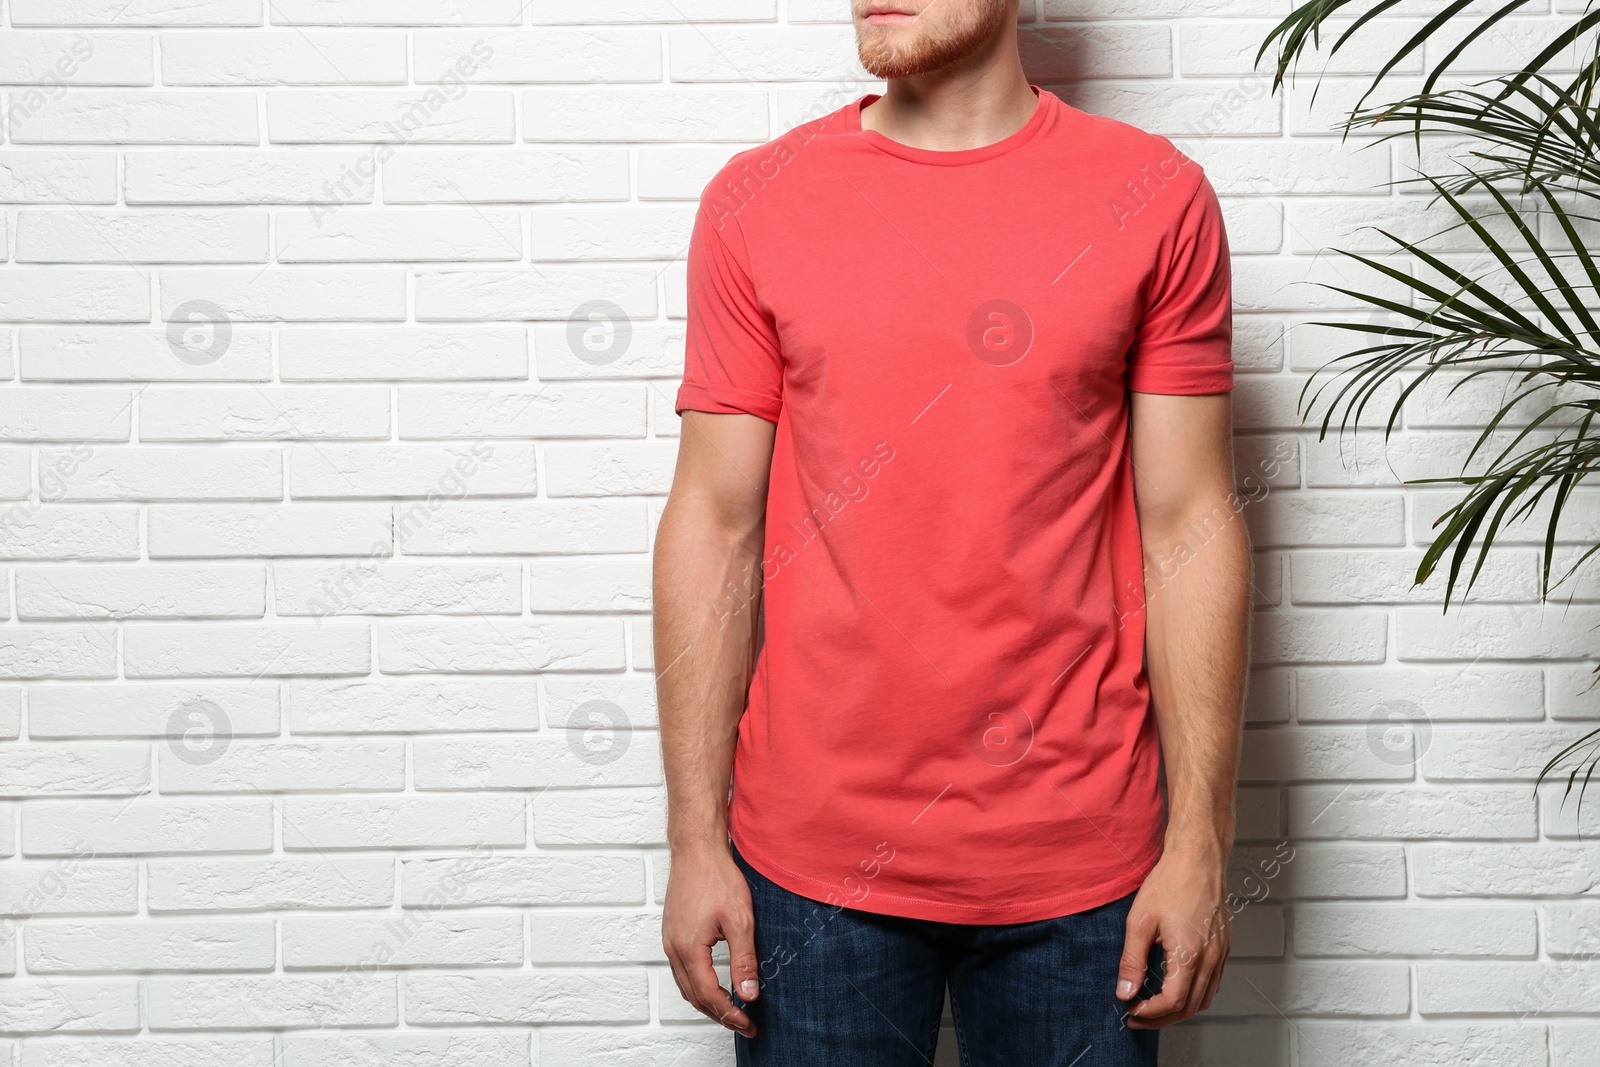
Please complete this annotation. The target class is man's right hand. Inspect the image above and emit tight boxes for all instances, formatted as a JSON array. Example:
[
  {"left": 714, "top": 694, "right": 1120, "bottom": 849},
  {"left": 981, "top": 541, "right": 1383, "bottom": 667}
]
[{"left": 662, "top": 845, "right": 761, "bottom": 1037}]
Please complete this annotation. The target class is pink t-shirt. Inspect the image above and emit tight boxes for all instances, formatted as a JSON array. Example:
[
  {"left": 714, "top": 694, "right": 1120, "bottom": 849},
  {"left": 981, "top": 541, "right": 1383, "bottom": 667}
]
[{"left": 677, "top": 87, "right": 1233, "bottom": 924}]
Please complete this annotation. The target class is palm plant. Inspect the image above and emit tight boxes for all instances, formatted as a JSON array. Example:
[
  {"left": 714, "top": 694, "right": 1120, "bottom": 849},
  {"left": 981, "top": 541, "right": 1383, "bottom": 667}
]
[{"left": 1258, "top": 1, "right": 1600, "bottom": 793}]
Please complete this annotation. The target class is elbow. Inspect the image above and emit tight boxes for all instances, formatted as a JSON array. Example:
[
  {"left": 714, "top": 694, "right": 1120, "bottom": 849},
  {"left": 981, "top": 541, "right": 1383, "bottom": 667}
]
[{"left": 1140, "top": 493, "right": 1250, "bottom": 577}]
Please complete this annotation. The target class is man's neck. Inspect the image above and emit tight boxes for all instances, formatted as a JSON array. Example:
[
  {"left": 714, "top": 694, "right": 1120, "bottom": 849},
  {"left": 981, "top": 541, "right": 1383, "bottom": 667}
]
[{"left": 859, "top": 54, "right": 1036, "bottom": 153}]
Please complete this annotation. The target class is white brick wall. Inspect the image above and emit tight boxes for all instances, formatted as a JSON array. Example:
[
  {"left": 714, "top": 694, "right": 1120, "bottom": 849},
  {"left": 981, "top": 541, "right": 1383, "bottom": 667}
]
[{"left": 0, "top": 2, "right": 1591, "bottom": 1065}]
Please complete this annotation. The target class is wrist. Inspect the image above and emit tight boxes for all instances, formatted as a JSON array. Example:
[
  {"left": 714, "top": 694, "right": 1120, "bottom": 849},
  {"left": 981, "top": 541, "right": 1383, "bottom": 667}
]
[
  {"left": 1162, "top": 826, "right": 1233, "bottom": 864},
  {"left": 668, "top": 831, "right": 731, "bottom": 861}
]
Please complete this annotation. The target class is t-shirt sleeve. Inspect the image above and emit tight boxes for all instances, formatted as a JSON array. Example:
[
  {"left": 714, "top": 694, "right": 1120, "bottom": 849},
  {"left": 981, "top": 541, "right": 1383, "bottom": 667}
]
[
  {"left": 1126, "top": 171, "right": 1234, "bottom": 395},
  {"left": 676, "top": 203, "right": 784, "bottom": 423}
]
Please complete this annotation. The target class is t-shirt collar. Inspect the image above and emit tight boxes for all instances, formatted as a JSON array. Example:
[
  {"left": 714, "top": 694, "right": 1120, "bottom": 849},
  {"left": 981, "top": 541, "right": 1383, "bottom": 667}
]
[{"left": 849, "top": 85, "right": 1054, "bottom": 166}]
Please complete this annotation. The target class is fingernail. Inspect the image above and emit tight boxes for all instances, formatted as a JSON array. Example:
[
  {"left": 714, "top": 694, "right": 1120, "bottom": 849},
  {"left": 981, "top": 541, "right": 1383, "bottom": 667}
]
[
  {"left": 1117, "top": 979, "right": 1135, "bottom": 998},
  {"left": 740, "top": 979, "right": 758, "bottom": 998}
]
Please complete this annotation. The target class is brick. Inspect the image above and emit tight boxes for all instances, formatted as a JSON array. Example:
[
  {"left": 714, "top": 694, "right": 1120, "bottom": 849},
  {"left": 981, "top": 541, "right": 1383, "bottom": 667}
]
[
  {"left": 279, "top": 796, "right": 525, "bottom": 850},
  {"left": 1240, "top": 727, "right": 1413, "bottom": 782},
  {"left": 532, "top": 789, "right": 666, "bottom": 847},
  {"left": 20, "top": 1038, "right": 275, "bottom": 1067},
  {"left": 401, "top": 854, "right": 644, "bottom": 907},
  {"left": 122, "top": 622, "right": 369, "bottom": 677},
  {"left": 544, "top": 675, "right": 656, "bottom": 735},
  {"left": 1144, "top": 1023, "right": 1287, "bottom": 1067},
  {"left": 540, "top": 1031, "right": 726, "bottom": 1067},
  {"left": 0, "top": 152, "right": 117, "bottom": 204},
  {"left": 267, "top": 91, "right": 514, "bottom": 143},
  {"left": 127, "top": 151, "right": 374, "bottom": 205},
  {"left": 414, "top": 267, "right": 656, "bottom": 321},
  {"left": 159, "top": 742, "right": 405, "bottom": 794},
  {"left": 19, "top": 327, "right": 273, "bottom": 381},
  {"left": 1290, "top": 785, "right": 1536, "bottom": 840},
  {"left": 10, "top": 0, "right": 260, "bottom": 24},
  {"left": 1417, "top": 844, "right": 1600, "bottom": 896},
  {"left": 0, "top": 389, "right": 132, "bottom": 440},
  {"left": 283, "top": 912, "right": 522, "bottom": 969},
  {"left": 288, "top": 442, "right": 536, "bottom": 497},
  {"left": 23, "top": 799, "right": 272, "bottom": 856},
  {"left": 274, "top": 562, "right": 520, "bottom": 616},
  {"left": 377, "top": 618, "right": 625, "bottom": 673},
  {"left": 398, "top": 384, "right": 645, "bottom": 439},
  {"left": 0, "top": 32, "right": 153, "bottom": 86},
  {"left": 383, "top": 149, "right": 628, "bottom": 203},
  {"left": 543, "top": 442, "right": 677, "bottom": 496},
  {"left": 1250, "top": 609, "right": 1387, "bottom": 666},
  {"left": 404, "top": 971, "right": 647, "bottom": 1024},
  {"left": 1398, "top": 604, "right": 1600, "bottom": 661},
  {"left": 0, "top": 979, "right": 138, "bottom": 1033},
  {"left": 0, "top": 744, "right": 149, "bottom": 797},
  {"left": 162, "top": 31, "right": 406, "bottom": 85},
  {"left": 29, "top": 682, "right": 279, "bottom": 739},
  {"left": 1295, "top": 1023, "right": 1546, "bottom": 1067},
  {"left": 1243, "top": 494, "right": 1405, "bottom": 548},
  {"left": 531, "top": 0, "right": 773, "bottom": 20},
  {"left": 147, "top": 504, "right": 392, "bottom": 557},
  {"left": 1554, "top": 1024, "right": 1600, "bottom": 1066},
  {"left": 161, "top": 269, "right": 405, "bottom": 321},
  {"left": 523, "top": 90, "right": 767, "bottom": 141},
  {"left": 0, "top": 272, "right": 148, "bottom": 322},
  {"left": 16, "top": 565, "right": 265, "bottom": 619},
  {"left": 1297, "top": 667, "right": 1542, "bottom": 722},
  {"left": 278, "top": 1034, "right": 529, "bottom": 1067},
  {"left": 0, "top": 627, "right": 117, "bottom": 679},
  {"left": 276, "top": 208, "right": 521, "bottom": 262},
  {"left": 527, "top": 559, "right": 650, "bottom": 612},
  {"left": 270, "top": 0, "right": 523, "bottom": 24},
  {"left": 1296, "top": 904, "right": 1536, "bottom": 957},
  {"left": 1208, "top": 962, "right": 1410, "bottom": 1016},
  {"left": 278, "top": 327, "right": 526, "bottom": 380},
  {"left": 147, "top": 856, "right": 393, "bottom": 911},
  {"left": 13, "top": 92, "right": 257, "bottom": 144},
  {"left": 1292, "top": 547, "right": 1537, "bottom": 605},
  {"left": 286, "top": 678, "right": 538, "bottom": 733},
  {"left": 139, "top": 387, "right": 390, "bottom": 439},
  {"left": 413, "top": 735, "right": 660, "bottom": 790},
  {"left": 25, "top": 919, "right": 274, "bottom": 973},
  {"left": 38, "top": 446, "right": 280, "bottom": 501},
  {"left": 1425, "top": 726, "right": 1600, "bottom": 780},
  {"left": 16, "top": 210, "right": 267, "bottom": 264},
  {"left": 416, "top": 29, "right": 662, "bottom": 83},
  {"left": 528, "top": 912, "right": 659, "bottom": 963},
  {"left": 1419, "top": 961, "right": 1600, "bottom": 1014},
  {"left": 147, "top": 975, "right": 397, "bottom": 1029},
  {"left": 397, "top": 501, "right": 646, "bottom": 555}
]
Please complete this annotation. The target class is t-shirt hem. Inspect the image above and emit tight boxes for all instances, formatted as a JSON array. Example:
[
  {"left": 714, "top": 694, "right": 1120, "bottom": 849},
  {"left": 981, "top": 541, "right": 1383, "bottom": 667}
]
[
  {"left": 675, "top": 381, "right": 781, "bottom": 423},
  {"left": 1127, "top": 360, "right": 1234, "bottom": 395},
  {"left": 731, "top": 826, "right": 1164, "bottom": 925}
]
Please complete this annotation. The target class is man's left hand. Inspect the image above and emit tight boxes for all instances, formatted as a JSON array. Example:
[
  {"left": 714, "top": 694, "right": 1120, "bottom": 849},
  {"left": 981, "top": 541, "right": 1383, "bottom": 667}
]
[{"left": 1115, "top": 847, "right": 1231, "bottom": 1029}]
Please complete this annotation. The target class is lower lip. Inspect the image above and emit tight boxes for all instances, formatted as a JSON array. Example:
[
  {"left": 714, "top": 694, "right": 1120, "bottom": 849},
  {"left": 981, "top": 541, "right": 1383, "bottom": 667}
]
[{"left": 865, "top": 12, "right": 914, "bottom": 23}]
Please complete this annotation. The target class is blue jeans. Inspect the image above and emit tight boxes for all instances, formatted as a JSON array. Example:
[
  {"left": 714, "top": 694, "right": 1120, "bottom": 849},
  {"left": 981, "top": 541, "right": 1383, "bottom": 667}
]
[{"left": 731, "top": 844, "right": 1161, "bottom": 1067}]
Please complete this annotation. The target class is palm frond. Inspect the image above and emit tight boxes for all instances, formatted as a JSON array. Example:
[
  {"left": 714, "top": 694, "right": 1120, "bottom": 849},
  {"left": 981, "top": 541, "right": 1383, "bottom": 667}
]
[{"left": 1264, "top": 3, "right": 1600, "bottom": 792}]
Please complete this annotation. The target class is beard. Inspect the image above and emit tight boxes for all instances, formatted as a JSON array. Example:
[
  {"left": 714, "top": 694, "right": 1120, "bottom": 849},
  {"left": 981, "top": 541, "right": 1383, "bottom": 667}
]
[{"left": 855, "top": 0, "right": 1012, "bottom": 80}]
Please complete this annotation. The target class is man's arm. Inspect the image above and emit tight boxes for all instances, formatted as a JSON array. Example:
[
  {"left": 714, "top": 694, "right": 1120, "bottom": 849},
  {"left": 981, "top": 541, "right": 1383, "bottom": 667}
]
[
  {"left": 1117, "top": 390, "right": 1251, "bottom": 1029},
  {"left": 654, "top": 409, "right": 777, "bottom": 1039}
]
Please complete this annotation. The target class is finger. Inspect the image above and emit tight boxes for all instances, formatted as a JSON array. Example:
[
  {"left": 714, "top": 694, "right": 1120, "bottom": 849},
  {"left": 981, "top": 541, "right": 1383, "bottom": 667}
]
[
  {"left": 1197, "top": 965, "right": 1221, "bottom": 1013},
  {"left": 1116, "top": 910, "right": 1157, "bottom": 1001},
  {"left": 726, "top": 907, "right": 761, "bottom": 1004},
  {"left": 663, "top": 942, "right": 694, "bottom": 1005},
  {"left": 683, "top": 940, "right": 755, "bottom": 1036},
  {"left": 1179, "top": 949, "right": 1221, "bottom": 1020},
  {"left": 1198, "top": 951, "right": 1228, "bottom": 1013},
  {"left": 1127, "top": 940, "right": 1196, "bottom": 1025}
]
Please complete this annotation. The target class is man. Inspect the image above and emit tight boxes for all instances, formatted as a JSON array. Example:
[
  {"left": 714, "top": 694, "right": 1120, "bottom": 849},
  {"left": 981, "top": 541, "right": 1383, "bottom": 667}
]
[{"left": 653, "top": 1, "right": 1250, "bottom": 1063}]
